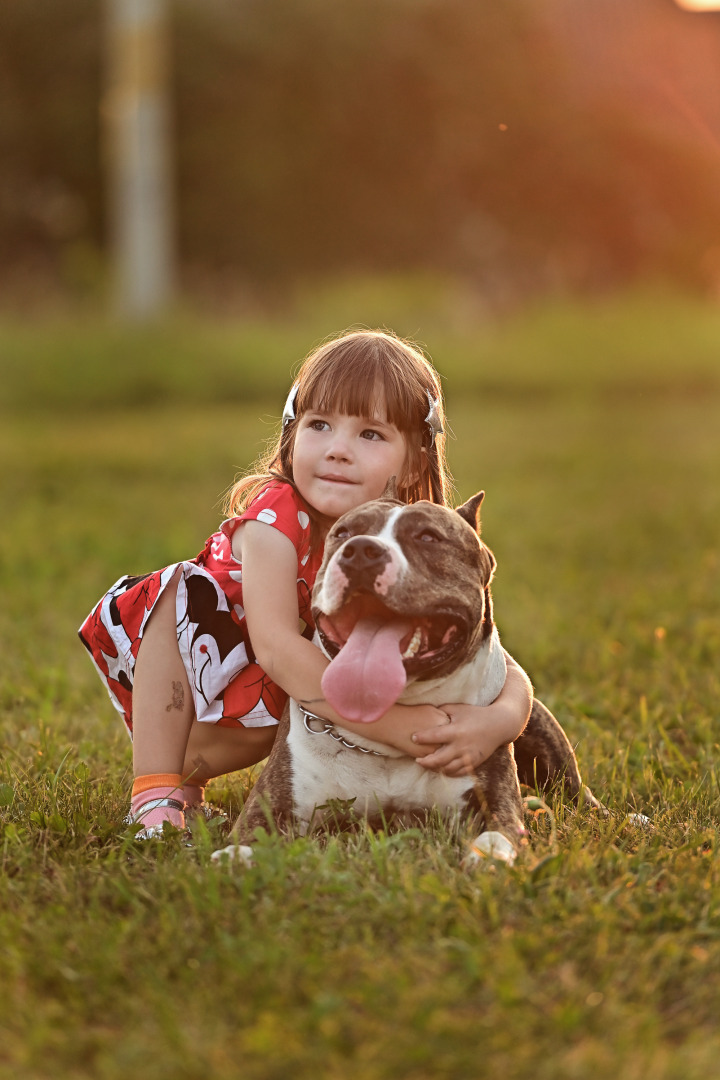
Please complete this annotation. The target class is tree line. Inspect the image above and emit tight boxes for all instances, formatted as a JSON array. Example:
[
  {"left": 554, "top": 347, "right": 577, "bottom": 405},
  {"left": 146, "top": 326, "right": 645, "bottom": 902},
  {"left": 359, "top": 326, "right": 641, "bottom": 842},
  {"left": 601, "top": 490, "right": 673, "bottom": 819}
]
[{"left": 2, "top": 0, "right": 720, "bottom": 302}]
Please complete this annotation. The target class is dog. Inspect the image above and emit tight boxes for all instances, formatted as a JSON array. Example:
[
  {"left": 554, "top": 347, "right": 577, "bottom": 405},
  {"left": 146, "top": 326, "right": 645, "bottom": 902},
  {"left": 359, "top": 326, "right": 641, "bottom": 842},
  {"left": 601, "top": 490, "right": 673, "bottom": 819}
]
[{"left": 213, "top": 489, "right": 601, "bottom": 866}]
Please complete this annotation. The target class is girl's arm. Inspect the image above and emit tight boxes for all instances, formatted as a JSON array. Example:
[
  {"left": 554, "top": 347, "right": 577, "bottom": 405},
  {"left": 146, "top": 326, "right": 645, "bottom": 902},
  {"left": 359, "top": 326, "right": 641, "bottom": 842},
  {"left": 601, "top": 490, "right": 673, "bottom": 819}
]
[
  {"left": 410, "top": 655, "right": 533, "bottom": 777},
  {"left": 239, "top": 521, "right": 448, "bottom": 756}
]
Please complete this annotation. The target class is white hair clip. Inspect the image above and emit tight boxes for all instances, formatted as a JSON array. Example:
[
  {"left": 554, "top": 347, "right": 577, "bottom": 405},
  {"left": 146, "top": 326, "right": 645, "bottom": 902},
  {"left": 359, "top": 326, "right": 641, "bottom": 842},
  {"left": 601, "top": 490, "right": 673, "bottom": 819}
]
[
  {"left": 425, "top": 389, "right": 444, "bottom": 447},
  {"left": 282, "top": 383, "right": 299, "bottom": 428}
]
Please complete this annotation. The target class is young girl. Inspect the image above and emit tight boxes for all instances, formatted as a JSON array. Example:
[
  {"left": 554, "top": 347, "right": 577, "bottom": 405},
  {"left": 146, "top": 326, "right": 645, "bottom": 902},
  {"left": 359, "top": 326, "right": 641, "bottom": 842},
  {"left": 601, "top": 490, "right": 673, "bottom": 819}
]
[{"left": 79, "top": 330, "right": 532, "bottom": 837}]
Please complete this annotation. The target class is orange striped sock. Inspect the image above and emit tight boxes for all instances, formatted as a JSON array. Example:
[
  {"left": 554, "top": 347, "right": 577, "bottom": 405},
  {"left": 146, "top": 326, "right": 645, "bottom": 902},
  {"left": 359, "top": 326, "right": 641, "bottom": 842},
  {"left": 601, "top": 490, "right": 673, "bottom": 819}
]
[
  {"left": 132, "top": 773, "right": 183, "bottom": 796},
  {"left": 130, "top": 773, "right": 185, "bottom": 831}
]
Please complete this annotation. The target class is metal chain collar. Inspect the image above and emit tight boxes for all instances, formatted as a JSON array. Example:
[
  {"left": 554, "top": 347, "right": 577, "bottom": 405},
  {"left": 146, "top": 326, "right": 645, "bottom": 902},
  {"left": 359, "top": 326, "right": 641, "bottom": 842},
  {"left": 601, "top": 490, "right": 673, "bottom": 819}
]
[{"left": 299, "top": 705, "right": 386, "bottom": 757}]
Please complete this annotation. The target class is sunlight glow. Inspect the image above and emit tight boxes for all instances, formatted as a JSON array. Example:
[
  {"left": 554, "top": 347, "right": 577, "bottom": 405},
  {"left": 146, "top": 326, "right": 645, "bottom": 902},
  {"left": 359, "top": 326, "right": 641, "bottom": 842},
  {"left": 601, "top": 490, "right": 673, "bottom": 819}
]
[{"left": 674, "top": 0, "right": 720, "bottom": 9}]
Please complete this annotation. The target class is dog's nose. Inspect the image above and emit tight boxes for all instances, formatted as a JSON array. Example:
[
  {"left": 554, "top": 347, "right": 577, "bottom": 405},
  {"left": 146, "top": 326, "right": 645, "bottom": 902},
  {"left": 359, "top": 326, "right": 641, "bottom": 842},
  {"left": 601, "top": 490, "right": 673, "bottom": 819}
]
[{"left": 338, "top": 537, "right": 387, "bottom": 573}]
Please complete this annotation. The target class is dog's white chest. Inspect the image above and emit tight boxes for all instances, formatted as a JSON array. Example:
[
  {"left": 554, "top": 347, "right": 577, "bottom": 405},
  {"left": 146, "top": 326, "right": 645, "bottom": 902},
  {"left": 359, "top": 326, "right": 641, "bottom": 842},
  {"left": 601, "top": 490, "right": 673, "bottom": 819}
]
[{"left": 286, "top": 710, "right": 474, "bottom": 827}]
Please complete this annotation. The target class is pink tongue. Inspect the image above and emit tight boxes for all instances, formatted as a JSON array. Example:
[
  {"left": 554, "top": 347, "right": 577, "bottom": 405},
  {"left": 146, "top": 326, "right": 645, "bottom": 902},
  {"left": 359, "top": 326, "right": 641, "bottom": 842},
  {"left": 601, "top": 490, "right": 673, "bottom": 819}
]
[{"left": 321, "top": 617, "right": 413, "bottom": 724}]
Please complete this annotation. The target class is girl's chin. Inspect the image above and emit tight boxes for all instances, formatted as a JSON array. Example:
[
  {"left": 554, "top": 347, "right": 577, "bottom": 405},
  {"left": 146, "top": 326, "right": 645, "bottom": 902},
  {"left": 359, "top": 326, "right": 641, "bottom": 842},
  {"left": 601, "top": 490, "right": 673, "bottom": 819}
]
[
  {"left": 312, "top": 492, "right": 377, "bottom": 522},
  {"left": 297, "top": 477, "right": 392, "bottom": 519},
  {"left": 315, "top": 494, "right": 362, "bottom": 517}
]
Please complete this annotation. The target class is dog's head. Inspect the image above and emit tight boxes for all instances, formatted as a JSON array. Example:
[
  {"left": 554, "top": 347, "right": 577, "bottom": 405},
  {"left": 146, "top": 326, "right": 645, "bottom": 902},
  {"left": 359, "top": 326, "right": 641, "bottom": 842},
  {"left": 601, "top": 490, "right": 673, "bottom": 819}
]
[{"left": 313, "top": 491, "right": 497, "bottom": 723}]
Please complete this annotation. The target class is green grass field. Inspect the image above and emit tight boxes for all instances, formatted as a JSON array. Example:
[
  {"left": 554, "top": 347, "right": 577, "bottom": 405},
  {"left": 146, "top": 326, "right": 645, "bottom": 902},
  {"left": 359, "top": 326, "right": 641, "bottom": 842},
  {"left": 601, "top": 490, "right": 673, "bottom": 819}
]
[{"left": 1, "top": 285, "right": 719, "bottom": 1079}]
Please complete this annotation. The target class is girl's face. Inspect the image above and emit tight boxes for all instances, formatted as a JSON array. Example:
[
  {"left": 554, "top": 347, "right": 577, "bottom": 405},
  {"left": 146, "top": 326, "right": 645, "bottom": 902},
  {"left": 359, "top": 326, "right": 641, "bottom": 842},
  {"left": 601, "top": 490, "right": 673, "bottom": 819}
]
[{"left": 291, "top": 396, "right": 410, "bottom": 522}]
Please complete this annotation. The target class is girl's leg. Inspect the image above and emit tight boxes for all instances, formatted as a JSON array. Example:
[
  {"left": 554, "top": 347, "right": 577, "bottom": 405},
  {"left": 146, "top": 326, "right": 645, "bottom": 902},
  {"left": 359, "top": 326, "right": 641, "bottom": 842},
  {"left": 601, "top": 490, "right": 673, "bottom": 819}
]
[
  {"left": 131, "top": 569, "right": 194, "bottom": 831},
  {"left": 182, "top": 721, "right": 276, "bottom": 785},
  {"left": 132, "top": 570, "right": 193, "bottom": 773},
  {"left": 130, "top": 567, "right": 276, "bottom": 830}
]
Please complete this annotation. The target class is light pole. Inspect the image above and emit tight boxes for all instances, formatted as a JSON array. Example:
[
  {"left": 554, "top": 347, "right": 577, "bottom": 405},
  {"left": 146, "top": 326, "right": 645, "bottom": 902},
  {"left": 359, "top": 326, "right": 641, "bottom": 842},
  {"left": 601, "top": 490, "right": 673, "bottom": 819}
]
[{"left": 104, "top": 0, "right": 173, "bottom": 320}]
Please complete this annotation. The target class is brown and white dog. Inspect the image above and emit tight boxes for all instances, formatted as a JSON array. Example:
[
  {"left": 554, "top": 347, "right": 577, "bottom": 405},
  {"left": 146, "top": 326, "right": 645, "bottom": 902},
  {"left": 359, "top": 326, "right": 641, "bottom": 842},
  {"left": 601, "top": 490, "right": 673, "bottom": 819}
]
[{"left": 213, "top": 491, "right": 600, "bottom": 866}]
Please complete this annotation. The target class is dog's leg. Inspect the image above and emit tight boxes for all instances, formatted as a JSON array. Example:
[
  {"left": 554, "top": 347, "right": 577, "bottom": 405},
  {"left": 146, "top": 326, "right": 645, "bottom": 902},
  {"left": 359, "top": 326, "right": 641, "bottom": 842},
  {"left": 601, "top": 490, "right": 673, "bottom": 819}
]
[
  {"left": 211, "top": 710, "right": 295, "bottom": 864},
  {"left": 513, "top": 699, "right": 603, "bottom": 811},
  {"left": 465, "top": 744, "right": 526, "bottom": 866}
]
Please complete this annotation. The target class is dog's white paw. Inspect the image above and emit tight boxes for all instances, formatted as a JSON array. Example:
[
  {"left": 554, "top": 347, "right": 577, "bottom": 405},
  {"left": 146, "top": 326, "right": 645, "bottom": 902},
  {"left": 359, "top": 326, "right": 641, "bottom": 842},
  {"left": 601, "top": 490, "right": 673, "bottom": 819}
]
[
  {"left": 626, "top": 813, "right": 653, "bottom": 829},
  {"left": 465, "top": 830, "right": 517, "bottom": 868},
  {"left": 211, "top": 844, "right": 254, "bottom": 867}
]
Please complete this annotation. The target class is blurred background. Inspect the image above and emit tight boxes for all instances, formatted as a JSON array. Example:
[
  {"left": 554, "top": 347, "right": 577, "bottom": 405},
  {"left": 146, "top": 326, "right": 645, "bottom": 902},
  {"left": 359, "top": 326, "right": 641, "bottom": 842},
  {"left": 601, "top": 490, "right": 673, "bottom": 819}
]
[
  {"left": 3, "top": 0, "right": 720, "bottom": 314},
  {"left": 1, "top": 0, "right": 718, "bottom": 767}
]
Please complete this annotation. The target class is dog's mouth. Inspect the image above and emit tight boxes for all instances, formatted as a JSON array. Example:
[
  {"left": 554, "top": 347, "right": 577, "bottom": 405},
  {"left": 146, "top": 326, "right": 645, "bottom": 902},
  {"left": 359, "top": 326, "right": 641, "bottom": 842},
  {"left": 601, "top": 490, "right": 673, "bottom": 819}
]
[
  {"left": 316, "top": 595, "right": 466, "bottom": 672},
  {"left": 314, "top": 593, "right": 468, "bottom": 725}
]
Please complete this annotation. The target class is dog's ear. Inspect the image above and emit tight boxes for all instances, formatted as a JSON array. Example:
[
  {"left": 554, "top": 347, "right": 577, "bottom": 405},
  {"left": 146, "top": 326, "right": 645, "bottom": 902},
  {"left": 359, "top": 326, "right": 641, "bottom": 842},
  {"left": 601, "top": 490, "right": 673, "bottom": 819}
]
[
  {"left": 380, "top": 475, "right": 400, "bottom": 501},
  {"left": 455, "top": 491, "right": 485, "bottom": 533},
  {"left": 482, "top": 545, "right": 497, "bottom": 581}
]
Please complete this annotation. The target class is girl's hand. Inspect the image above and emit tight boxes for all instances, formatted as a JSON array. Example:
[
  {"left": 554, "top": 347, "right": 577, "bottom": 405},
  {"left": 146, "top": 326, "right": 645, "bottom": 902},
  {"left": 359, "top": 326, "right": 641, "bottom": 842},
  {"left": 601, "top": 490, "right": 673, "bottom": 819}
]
[
  {"left": 411, "top": 655, "right": 533, "bottom": 776},
  {"left": 364, "top": 703, "right": 451, "bottom": 758},
  {"left": 411, "top": 701, "right": 517, "bottom": 776}
]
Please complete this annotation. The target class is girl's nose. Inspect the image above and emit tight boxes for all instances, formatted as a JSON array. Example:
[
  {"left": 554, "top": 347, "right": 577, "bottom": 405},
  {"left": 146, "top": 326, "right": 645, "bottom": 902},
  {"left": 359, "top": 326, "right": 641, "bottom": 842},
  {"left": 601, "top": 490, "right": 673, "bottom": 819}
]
[
  {"left": 325, "top": 428, "right": 352, "bottom": 460},
  {"left": 326, "top": 436, "right": 351, "bottom": 460}
]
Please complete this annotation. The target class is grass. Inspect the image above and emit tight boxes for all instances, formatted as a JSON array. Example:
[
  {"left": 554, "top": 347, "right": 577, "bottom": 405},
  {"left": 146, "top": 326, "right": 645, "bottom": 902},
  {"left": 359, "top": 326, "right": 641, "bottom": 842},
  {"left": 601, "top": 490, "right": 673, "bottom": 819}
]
[{"left": 1, "top": 283, "right": 719, "bottom": 1079}]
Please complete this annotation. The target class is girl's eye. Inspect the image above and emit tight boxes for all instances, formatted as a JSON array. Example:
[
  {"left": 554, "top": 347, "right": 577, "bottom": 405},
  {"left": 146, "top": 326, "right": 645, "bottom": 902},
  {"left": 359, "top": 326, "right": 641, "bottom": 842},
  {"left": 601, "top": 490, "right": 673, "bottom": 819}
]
[
  {"left": 416, "top": 530, "right": 441, "bottom": 544},
  {"left": 360, "top": 429, "right": 384, "bottom": 441},
  {"left": 308, "top": 419, "right": 329, "bottom": 432}
]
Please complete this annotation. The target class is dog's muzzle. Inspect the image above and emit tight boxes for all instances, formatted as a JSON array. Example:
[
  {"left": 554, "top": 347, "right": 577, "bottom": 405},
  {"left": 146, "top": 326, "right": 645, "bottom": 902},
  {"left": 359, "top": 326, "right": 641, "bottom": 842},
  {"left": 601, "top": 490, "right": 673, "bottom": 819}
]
[{"left": 315, "top": 594, "right": 471, "bottom": 676}]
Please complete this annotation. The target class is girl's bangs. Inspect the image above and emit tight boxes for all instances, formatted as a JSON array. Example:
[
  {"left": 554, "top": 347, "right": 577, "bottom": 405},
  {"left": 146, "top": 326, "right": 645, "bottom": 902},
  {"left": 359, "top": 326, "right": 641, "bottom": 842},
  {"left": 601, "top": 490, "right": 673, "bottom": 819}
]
[{"left": 297, "top": 337, "right": 432, "bottom": 433}]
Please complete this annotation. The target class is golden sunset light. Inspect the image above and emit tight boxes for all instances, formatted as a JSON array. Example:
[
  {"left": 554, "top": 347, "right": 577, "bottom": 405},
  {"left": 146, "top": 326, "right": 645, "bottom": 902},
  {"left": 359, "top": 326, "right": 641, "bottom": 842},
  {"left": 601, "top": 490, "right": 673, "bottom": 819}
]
[{"left": 675, "top": 0, "right": 720, "bottom": 9}]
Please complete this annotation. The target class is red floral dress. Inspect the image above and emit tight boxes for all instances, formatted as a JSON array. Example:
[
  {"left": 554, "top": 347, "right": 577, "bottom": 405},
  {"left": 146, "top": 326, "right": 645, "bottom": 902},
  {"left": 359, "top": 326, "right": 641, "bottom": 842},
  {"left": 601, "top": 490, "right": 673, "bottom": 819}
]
[{"left": 78, "top": 482, "right": 323, "bottom": 737}]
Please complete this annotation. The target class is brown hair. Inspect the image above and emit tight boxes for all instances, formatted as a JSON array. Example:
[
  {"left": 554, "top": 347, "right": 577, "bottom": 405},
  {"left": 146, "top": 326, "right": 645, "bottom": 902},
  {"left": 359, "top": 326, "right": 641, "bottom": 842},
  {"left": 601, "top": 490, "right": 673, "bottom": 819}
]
[{"left": 224, "top": 329, "right": 453, "bottom": 534}]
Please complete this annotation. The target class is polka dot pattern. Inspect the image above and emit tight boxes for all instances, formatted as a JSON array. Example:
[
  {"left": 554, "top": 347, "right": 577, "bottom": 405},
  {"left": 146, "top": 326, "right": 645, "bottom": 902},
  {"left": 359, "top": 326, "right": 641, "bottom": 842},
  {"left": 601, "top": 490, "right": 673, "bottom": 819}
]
[
  {"left": 256, "top": 508, "right": 278, "bottom": 525},
  {"left": 297, "top": 511, "right": 310, "bottom": 530}
]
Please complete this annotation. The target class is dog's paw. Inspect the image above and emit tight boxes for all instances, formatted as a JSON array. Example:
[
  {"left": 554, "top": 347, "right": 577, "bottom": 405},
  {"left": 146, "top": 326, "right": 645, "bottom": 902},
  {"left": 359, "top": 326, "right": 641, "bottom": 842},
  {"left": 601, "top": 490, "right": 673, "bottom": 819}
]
[
  {"left": 211, "top": 844, "right": 254, "bottom": 867},
  {"left": 626, "top": 813, "right": 653, "bottom": 830},
  {"left": 464, "top": 830, "right": 517, "bottom": 869}
]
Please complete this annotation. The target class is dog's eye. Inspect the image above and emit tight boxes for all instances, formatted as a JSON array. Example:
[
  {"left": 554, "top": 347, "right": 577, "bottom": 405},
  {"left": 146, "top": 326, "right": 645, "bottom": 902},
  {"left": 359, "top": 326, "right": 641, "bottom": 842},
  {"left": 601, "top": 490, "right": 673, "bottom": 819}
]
[
  {"left": 334, "top": 527, "right": 352, "bottom": 540},
  {"left": 416, "top": 530, "right": 442, "bottom": 544}
]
